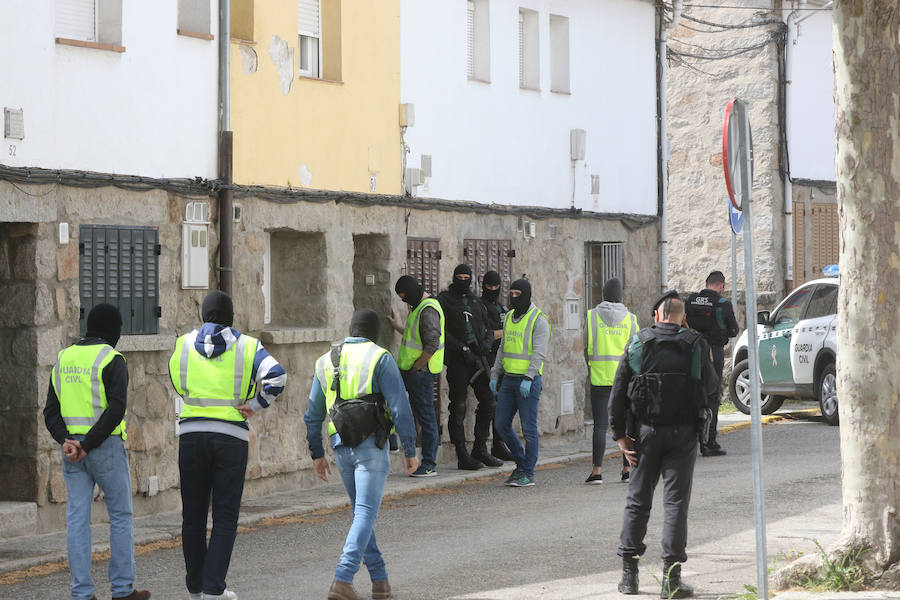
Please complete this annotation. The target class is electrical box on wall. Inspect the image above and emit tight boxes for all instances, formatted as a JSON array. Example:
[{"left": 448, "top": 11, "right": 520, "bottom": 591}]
[
  {"left": 182, "top": 223, "right": 209, "bottom": 289},
  {"left": 560, "top": 380, "right": 575, "bottom": 415},
  {"left": 564, "top": 296, "right": 580, "bottom": 330}
]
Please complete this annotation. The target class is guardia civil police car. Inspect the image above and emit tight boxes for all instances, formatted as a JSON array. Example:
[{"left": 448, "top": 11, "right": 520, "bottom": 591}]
[{"left": 729, "top": 269, "right": 839, "bottom": 425}]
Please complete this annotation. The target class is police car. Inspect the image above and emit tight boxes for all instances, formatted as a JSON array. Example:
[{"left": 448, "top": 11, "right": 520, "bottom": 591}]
[{"left": 729, "top": 271, "right": 839, "bottom": 425}]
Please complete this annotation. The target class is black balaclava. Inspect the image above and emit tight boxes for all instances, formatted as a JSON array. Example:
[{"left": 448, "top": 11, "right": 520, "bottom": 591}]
[
  {"left": 602, "top": 278, "right": 623, "bottom": 304},
  {"left": 394, "top": 275, "right": 424, "bottom": 307},
  {"left": 449, "top": 264, "right": 473, "bottom": 296},
  {"left": 202, "top": 290, "right": 234, "bottom": 326},
  {"left": 349, "top": 308, "right": 380, "bottom": 341},
  {"left": 509, "top": 279, "right": 532, "bottom": 318},
  {"left": 481, "top": 270, "right": 502, "bottom": 304},
  {"left": 86, "top": 303, "right": 123, "bottom": 348}
]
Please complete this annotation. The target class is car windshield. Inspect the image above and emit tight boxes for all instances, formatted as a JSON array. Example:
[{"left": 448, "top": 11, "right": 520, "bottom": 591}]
[
  {"left": 771, "top": 286, "right": 812, "bottom": 326},
  {"left": 804, "top": 284, "right": 838, "bottom": 320}
]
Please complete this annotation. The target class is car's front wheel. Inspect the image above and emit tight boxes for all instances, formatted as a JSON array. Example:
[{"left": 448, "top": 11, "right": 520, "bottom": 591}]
[
  {"left": 818, "top": 363, "right": 839, "bottom": 426},
  {"left": 729, "top": 359, "right": 785, "bottom": 415}
]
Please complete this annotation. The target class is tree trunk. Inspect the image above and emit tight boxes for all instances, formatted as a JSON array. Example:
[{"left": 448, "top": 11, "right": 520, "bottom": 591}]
[{"left": 833, "top": 0, "right": 900, "bottom": 585}]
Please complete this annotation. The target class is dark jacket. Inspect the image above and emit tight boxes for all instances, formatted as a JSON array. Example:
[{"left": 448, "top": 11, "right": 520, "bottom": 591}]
[
  {"left": 609, "top": 322, "right": 716, "bottom": 440},
  {"left": 685, "top": 289, "right": 739, "bottom": 347},
  {"left": 43, "top": 337, "right": 129, "bottom": 453},
  {"left": 480, "top": 298, "right": 508, "bottom": 359},
  {"left": 436, "top": 289, "right": 493, "bottom": 359}
]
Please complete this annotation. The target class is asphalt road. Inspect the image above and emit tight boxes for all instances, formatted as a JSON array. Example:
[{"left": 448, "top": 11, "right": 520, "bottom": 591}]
[{"left": 0, "top": 415, "right": 841, "bottom": 600}]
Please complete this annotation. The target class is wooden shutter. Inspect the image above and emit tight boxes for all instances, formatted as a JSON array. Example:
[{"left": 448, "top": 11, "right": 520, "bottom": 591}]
[
  {"left": 463, "top": 239, "right": 513, "bottom": 302},
  {"left": 467, "top": 1, "right": 476, "bottom": 79},
  {"left": 298, "top": 0, "right": 320, "bottom": 36},
  {"left": 56, "top": 0, "right": 96, "bottom": 41},
  {"left": 812, "top": 203, "right": 839, "bottom": 278},
  {"left": 406, "top": 238, "right": 441, "bottom": 296}
]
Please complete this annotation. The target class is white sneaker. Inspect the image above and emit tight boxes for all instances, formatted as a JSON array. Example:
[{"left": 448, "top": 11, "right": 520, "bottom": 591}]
[
  {"left": 190, "top": 594, "right": 202, "bottom": 600},
  {"left": 204, "top": 591, "right": 238, "bottom": 600}
]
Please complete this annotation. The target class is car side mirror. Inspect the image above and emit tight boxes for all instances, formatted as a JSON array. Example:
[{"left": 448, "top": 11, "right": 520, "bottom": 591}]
[{"left": 757, "top": 311, "right": 770, "bottom": 325}]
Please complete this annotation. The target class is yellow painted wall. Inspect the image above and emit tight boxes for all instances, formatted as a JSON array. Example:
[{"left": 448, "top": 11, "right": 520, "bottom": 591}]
[{"left": 230, "top": 0, "right": 401, "bottom": 194}]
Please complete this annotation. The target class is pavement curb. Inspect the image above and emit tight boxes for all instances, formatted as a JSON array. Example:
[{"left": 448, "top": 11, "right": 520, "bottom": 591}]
[{"left": 0, "top": 409, "right": 820, "bottom": 581}]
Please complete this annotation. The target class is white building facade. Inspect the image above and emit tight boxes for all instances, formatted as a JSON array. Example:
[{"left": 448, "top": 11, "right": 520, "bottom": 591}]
[
  {"left": 401, "top": 0, "right": 658, "bottom": 215},
  {"left": 0, "top": 0, "right": 219, "bottom": 178}
]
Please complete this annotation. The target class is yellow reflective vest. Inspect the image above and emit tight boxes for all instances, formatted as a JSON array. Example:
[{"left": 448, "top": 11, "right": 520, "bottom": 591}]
[
  {"left": 315, "top": 341, "right": 390, "bottom": 436},
  {"left": 586, "top": 309, "right": 639, "bottom": 386},
  {"left": 397, "top": 298, "right": 445, "bottom": 373},
  {"left": 501, "top": 305, "right": 550, "bottom": 376},
  {"left": 52, "top": 343, "right": 127, "bottom": 438},
  {"left": 169, "top": 331, "right": 258, "bottom": 422}
]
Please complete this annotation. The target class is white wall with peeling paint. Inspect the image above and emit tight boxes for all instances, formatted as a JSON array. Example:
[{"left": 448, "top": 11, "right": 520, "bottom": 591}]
[
  {"left": 785, "top": 7, "right": 835, "bottom": 183},
  {"left": 401, "top": 0, "right": 658, "bottom": 214},
  {"left": 0, "top": 1, "right": 218, "bottom": 178}
]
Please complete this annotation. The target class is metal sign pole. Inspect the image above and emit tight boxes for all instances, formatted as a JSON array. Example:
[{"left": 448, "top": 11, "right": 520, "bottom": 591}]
[
  {"left": 735, "top": 99, "right": 768, "bottom": 600},
  {"left": 731, "top": 210, "right": 738, "bottom": 309}
]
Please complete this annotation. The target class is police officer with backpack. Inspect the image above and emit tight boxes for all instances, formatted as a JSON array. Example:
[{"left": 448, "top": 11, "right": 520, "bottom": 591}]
[
  {"left": 305, "top": 309, "right": 419, "bottom": 600},
  {"left": 610, "top": 292, "right": 716, "bottom": 598},
  {"left": 685, "top": 271, "right": 739, "bottom": 456}
]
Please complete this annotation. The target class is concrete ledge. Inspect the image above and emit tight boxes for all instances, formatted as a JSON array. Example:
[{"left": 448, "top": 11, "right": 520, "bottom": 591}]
[
  {"left": 116, "top": 334, "right": 177, "bottom": 353},
  {"left": 260, "top": 328, "right": 336, "bottom": 345},
  {"left": 0, "top": 502, "right": 36, "bottom": 539}
]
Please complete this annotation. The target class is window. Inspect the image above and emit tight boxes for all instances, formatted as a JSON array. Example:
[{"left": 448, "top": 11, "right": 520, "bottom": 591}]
[
  {"left": 406, "top": 238, "right": 441, "bottom": 296},
  {"left": 79, "top": 225, "right": 160, "bottom": 335},
  {"left": 298, "top": 0, "right": 321, "bottom": 78},
  {"left": 772, "top": 286, "right": 812, "bottom": 326},
  {"left": 518, "top": 8, "right": 539, "bottom": 90},
  {"left": 178, "top": 0, "right": 211, "bottom": 37},
  {"left": 549, "top": 14, "right": 570, "bottom": 93},
  {"left": 462, "top": 239, "right": 513, "bottom": 301},
  {"left": 266, "top": 231, "right": 327, "bottom": 327},
  {"left": 467, "top": 0, "right": 491, "bottom": 81},
  {"left": 231, "top": 0, "right": 254, "bottom": 41},
  {"left": 56, "top": 0, "right": 123, "bottom": 49},
  {"left": 587, "top": 242, "right": 623, "bottom": 307},
  {"left": 803, "top": 284, "right": 838, "bottom": 320}
]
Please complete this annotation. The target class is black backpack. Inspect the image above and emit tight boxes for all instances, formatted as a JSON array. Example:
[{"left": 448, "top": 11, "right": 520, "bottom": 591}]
[{"left": 327, "top": 345, "right": 392, "bottom": 449}]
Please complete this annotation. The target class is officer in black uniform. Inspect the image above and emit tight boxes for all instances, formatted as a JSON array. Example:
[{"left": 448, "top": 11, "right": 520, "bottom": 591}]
[
  {"left": 477, "top": 270, "right": 515, "bottom": 461},
  {"left": 685, "top": 271, "right": 739, "bottom": 456},
  {"left": 609, "top": 291, "right": 716, "bottom": 599},
  {"left": 437, "top": 264, "right": 504, "bottom": 469}
]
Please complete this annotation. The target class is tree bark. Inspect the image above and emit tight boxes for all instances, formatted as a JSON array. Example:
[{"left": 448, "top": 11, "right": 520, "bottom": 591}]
[{"left": 832, "top": 0, "right": 900, "bottom": 585}]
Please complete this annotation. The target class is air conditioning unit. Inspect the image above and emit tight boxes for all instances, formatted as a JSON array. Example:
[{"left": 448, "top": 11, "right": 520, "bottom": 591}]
[
  {"left": 405, "top": 168, "right": 424, "bottom": 187},
  {"left": 421, "top": 154, "right": 433, "bottom": 178}
]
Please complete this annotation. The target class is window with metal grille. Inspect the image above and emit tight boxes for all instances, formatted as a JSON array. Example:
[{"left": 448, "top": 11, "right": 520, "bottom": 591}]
[
  {"left": 79, "top": 225, "right": 160, "bottom": 335},
  {"left": 586, "top": 242, "right": 624, "bottom": 307},
  {"left": 467, "top": 0, "right": 490, "bottom": 81},
  {"left": 462, "top": 239, "right": 514, "bottom": 302}
]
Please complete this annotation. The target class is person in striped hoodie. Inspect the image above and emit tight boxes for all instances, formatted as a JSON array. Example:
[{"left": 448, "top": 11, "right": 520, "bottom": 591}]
[{"left": 168, "top": 291, "right": 286, "bottom": 600}]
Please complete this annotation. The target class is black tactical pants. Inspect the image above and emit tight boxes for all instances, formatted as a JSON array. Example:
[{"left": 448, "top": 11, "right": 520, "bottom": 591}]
[
  {"left": 618, "top": 423, "right": 698, "bottom": 563},
  {"left": 706, "top": 345, "right": 726, "bottom": 446},
  {"left": 445, "top": 355, "right": 495, "bottom": 446}
]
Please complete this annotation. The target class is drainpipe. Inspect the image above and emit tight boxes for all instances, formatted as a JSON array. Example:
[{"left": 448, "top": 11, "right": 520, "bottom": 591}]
[
  {"left": 658, "top": 0, "right": 682, "bottom": 292},
  {"left": 218, "top": 0, "right": 233, "bottom": 295}
]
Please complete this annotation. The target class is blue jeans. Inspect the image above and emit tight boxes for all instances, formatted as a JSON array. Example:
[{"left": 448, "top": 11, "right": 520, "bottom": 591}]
[
  {"left": 495, "top": 375, "right": 543, "bottom": 478},
  {"left": 62, "top": 435, "right": 136, "bottom": 600},
  {"left": 401, "top": 369, "right": 439, "bottom": 470},
  {"left": 178, "top": 432, "right": 248, "bottom": 596},
  {"left": 333, "top": 436, "right": 391, "bottom": 584}
]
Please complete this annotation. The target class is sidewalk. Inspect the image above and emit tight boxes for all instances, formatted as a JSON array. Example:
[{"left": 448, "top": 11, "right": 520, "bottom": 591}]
[{"left": 0, "top": 404, "right": 820, "bottom": 584}]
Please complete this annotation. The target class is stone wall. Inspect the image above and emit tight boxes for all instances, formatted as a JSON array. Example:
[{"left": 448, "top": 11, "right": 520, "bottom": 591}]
[
  {"left": 666, "top": 0, "right": 786, "bottom": 299},
  {"left": 0, "top": 180, "right": 659, "bottom": 532}
]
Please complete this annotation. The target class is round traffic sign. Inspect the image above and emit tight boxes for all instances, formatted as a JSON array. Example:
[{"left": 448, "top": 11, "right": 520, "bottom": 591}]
[{"left": 722, "top": 98, "right": 754, "bottom": 211}]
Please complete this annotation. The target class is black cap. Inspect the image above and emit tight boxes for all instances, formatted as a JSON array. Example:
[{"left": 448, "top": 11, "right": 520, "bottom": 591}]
[{"left": 651, "top": 289, "right": 680, "bottom": 316}]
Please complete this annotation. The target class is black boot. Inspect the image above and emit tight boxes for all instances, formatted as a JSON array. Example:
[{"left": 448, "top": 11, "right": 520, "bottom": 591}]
[
  {"left": 661, "top": 560, "right": 693, "bottom": 598},
  {"left": 618, "top": 557, "right": 639, "bottom": 594},
  {"left": 471, "top": 440, "right": 503, "bottom": 467},
  {"left": 491, "top": 439, "right": 515, "bottom": 462},
  {"left": 455, "top": 444, "right": 485, "bottom": 470}
]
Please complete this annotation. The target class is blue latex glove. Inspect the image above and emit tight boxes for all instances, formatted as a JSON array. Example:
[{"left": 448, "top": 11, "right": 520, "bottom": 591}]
[
  {"left": 519, "top": 378, "right": 532, "bottom": 399},
  {"left": 489, "top": 378, "right": 498, "bottom": 396}
]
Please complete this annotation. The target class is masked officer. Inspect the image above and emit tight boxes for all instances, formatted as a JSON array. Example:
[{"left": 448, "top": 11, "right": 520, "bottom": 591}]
[
  {"left": 609, "top": 291, "right": 716, "bottom": 598},
  {"left": 305, "top": 309, "right": 420, "bottom": 600},
  {"left": 387, "top": 275, "right": 444, "bottom": 477},
  {"left": 44, "top": 303, "right": 151, "bottom": 600},
  {"left": 490, "top": 279, "right": 551, "bottom": 487},
  {"left": 169, "top": 291, "right": 286, "bottom": 600},
  {"left": 685, "top": 271, "right": 739, "bottom": 456},
  {"left": 584, "top": 278, "right": 639, "bottom": 484},
  {"left": 437, "top": 264, "right": 504, "bottom": 470},
  {"left": 477, "top": 270, "right": 515, "bottom": 461}
]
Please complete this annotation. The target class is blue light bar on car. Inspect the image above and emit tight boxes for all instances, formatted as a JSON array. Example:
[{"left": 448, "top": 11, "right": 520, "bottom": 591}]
[{"left": 823, "top": 264, "right": 839, "bottom": 277}]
